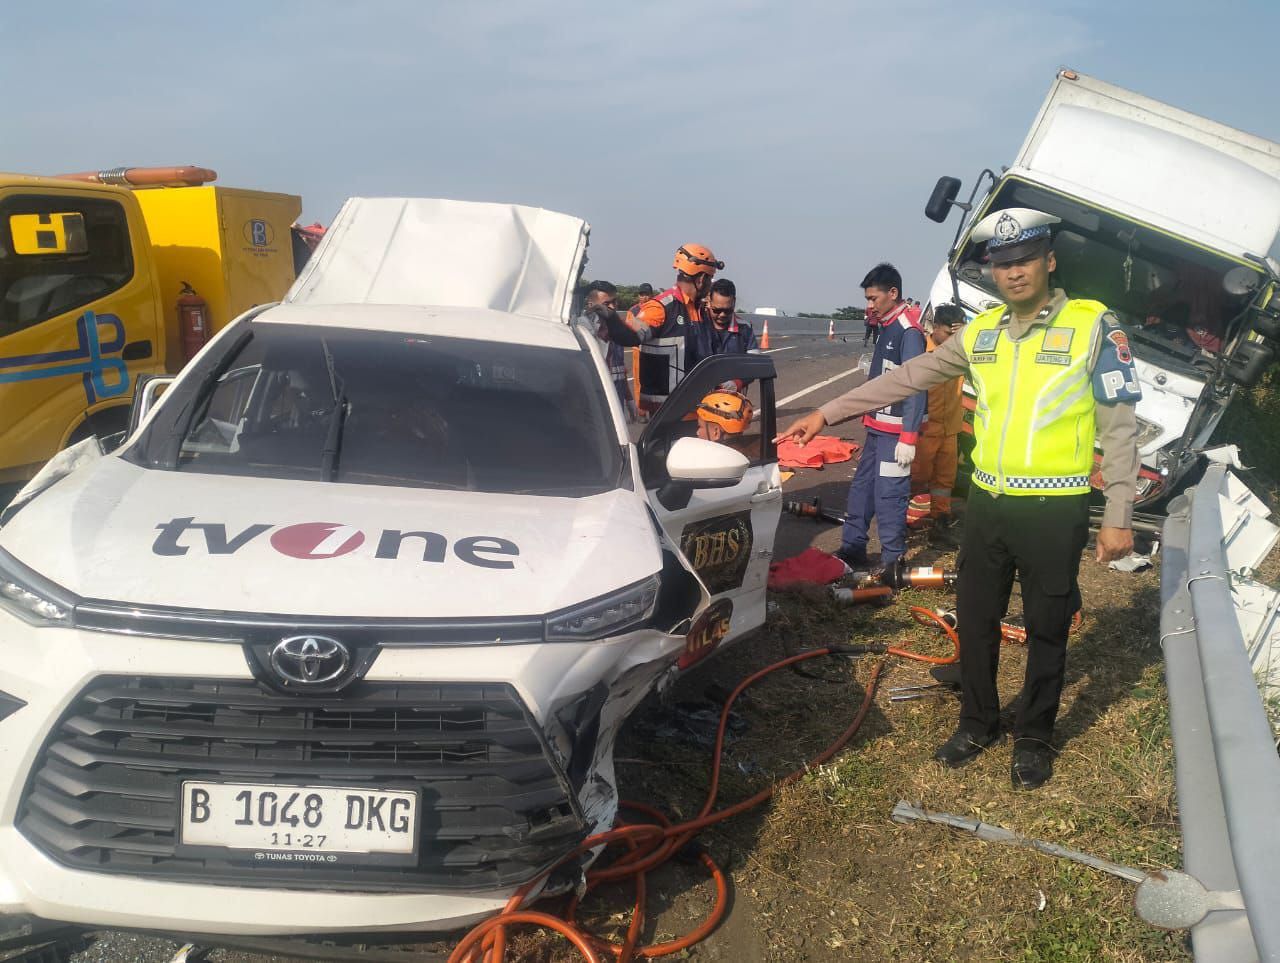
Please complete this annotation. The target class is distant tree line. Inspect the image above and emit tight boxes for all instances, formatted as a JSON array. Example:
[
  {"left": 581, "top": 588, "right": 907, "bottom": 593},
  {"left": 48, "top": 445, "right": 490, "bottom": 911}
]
[
  {"left": 577, "top": 281, "right": 654, "bottom": 312},
  {"left": 798, "top": 306, "right": 866, "bottom": 321}
]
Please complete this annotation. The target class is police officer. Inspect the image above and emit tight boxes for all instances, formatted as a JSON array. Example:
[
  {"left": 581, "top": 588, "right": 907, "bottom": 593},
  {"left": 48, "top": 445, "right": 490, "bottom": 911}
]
[{"left": 777, "top": 209, "right": 1141, "bottom": 789}]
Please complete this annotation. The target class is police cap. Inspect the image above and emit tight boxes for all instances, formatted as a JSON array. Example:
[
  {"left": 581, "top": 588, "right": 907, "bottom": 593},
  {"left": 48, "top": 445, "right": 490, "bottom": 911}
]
[{"left": 971, "top": 207, "right": 1061, "bottom": 265}]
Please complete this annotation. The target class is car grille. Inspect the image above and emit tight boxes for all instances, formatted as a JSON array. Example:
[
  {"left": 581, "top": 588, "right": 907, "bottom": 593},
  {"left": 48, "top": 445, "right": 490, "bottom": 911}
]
[{"left": 18, "top": 678, "right": 585, "bottom": 891}]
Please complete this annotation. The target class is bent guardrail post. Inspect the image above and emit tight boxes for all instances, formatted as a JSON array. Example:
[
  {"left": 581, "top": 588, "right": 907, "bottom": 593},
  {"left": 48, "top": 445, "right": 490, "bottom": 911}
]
[{"left": 1161, "top": 462, "right": 1280, "bottom": 962}]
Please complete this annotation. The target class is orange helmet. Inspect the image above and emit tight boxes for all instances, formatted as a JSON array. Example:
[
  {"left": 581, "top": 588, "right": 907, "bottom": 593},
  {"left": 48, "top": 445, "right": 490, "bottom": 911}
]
[
  {"left": 673, "top": 243, "right": 724, "bottom": 278},
  {"left": 697, "top": 390, "right": 754, "bottom": 434}
]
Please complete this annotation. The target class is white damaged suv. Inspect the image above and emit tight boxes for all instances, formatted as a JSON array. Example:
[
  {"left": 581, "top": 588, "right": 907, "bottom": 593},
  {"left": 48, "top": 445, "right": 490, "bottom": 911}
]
[{"left": 0, "top": 199, "right": 781, "bottom": 938}]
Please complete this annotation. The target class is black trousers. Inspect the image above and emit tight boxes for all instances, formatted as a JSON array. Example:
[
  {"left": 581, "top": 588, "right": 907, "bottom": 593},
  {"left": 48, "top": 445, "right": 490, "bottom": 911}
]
[{"left": 956, "top": 488, "right": 1089, "bottom": 745}]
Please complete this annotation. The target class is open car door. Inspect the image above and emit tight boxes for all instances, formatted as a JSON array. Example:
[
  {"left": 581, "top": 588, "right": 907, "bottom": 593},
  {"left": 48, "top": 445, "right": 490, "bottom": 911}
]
[{"left": 638, "top": 354, "right": 781, "bottom": 660}]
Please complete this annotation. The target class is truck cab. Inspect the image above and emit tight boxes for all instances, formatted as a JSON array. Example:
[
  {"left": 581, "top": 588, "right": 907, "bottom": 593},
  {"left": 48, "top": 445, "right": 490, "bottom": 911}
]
[
  {"left": 924, "top": 70, "right": 1280, "bottom": 507},
  {"left": 0, "top": 171, "right": 300, "bottom": 489}
]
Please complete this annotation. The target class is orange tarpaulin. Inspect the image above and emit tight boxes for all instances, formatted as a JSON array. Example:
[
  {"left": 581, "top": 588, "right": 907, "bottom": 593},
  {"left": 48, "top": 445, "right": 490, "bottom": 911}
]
[{"left": 777, "top": 435, "right": 858, "bottom": 469}]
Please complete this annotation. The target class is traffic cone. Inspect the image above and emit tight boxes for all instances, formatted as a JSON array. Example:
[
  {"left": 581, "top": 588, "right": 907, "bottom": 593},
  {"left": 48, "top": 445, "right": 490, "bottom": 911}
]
[
  {"left": 760, "top": 318, "right": 771, "bottom": 350},
  {"left": 827, "top": 318, "right": 835, "bottom": 341}
]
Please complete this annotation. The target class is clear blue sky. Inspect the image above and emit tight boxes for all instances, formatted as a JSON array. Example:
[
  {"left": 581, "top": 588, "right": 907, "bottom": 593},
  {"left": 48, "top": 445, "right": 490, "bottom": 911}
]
[{"left": 4, "top": 1, "right": 1277, "bottom": 312}]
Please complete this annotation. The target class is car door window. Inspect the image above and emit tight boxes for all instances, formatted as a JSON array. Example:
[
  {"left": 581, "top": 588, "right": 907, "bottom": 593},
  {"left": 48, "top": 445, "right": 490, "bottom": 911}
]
[
  {"left": 0, "top": 195, "right": 134, "bottom": 336},
  {"left": 639, "top": 355, "right": 777, "bottom": 488}
]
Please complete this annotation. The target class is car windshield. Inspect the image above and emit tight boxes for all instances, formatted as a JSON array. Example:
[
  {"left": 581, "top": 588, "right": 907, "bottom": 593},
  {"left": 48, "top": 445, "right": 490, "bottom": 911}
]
[
  {"left": 955, "top": 178, "right": 1266, "bottom": 374},
  {"left": 127, "top": 322, "right": 623, "bottom": 496}
]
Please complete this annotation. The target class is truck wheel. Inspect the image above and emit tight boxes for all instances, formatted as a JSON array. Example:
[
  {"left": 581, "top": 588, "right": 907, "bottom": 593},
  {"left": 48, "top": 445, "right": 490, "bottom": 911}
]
[{"left": 66, "top": 407, "right": 131, "bottom": 451}]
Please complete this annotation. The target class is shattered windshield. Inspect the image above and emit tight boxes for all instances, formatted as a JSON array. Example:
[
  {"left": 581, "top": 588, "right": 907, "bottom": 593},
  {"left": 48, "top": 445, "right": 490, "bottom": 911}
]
[
  {"left": 954, "top": 178, "right": 1265, "bottom": 371},
  {"left": 127, "top": 322, "right": 623, "bottom": 496}
]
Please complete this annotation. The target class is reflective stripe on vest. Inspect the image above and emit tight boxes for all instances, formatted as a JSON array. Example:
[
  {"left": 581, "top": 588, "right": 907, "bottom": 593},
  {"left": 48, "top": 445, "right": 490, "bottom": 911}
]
[
  {"left": 639, "top": 288, "right": 695, "bottom": 407},
  {"left": 963, "top": 298, "right": 1104, "bottom": 496}
]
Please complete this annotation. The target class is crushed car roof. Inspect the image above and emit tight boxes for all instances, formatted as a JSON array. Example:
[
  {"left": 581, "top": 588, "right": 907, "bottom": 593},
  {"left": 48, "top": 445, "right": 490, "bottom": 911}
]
[
  {"left": 285, "top": 197, "right": 591, "bottom": 323},
  {"left": 255, "top": 302, "right": 582, "bottom": 350}
]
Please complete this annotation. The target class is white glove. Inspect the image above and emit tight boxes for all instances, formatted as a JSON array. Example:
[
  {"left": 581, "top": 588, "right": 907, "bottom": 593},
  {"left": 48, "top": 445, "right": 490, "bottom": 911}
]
[{"left": 895, "top": 442, "right": 916, "bottom": 469}]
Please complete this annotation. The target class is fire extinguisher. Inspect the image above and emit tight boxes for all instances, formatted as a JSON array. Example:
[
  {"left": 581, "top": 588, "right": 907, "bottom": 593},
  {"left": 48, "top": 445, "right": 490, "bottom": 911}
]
[{"left": 177, "top": 281, "right": 210, "bottom": 363}]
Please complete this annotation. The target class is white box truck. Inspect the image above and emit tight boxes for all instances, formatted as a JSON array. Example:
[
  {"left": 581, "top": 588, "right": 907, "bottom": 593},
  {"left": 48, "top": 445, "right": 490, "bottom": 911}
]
[{"left": 924, "top": 69, "right": 1280, "bottom": 508}]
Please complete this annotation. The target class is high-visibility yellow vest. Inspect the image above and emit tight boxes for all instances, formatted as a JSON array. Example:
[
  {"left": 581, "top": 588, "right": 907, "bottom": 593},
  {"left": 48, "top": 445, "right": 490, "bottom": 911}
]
[{"left": 963, "top": 299, "right": 1105, "bottom": 496}]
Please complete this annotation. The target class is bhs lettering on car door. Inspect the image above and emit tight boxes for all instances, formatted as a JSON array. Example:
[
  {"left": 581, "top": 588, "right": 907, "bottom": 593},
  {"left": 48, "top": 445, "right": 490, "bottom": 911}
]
[{"left": 678, "top": 511, "right": 753, "bottom": 593}]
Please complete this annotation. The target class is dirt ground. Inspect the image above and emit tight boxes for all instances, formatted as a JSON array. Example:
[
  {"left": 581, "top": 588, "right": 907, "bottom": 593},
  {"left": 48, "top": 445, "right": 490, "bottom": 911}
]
[{"left": 586, "top": 519, "right": 1186, "bottom": 963}]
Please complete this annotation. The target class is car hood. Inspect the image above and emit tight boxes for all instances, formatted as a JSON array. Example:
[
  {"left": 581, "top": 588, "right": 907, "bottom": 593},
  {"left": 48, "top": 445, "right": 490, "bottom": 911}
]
[{"left": 0, "top": 458, "right": 660, "bottom": 618}]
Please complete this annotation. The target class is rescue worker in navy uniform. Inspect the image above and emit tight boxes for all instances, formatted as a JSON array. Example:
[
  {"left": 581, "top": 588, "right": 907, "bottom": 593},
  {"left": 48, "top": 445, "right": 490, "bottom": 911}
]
[
  {"left": 836, "top": 263, "right": 927, "bottom": 570},
  {"left": 777, "top": 209, "right": 1141, "bottom": 789},
  {"left": 601, "top": 244, "right": 723, "bottom": 415}
]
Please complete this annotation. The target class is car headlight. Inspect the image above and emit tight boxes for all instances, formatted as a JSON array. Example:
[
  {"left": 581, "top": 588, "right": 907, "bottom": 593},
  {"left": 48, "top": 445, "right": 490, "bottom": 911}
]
[
  {"left": 1134, "top": 416, "right": 1164, "bottom": 449},
  {"left": 545, "top": 575, "right": 660, "bottom": 642},
  {"left": 0, "top": 549, "right": 76, "bottom": 626}
]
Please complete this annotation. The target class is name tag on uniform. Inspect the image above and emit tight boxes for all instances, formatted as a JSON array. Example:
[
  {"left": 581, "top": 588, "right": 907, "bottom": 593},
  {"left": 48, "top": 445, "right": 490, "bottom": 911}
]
[
  {"left": 971, "top": 353, "right": 998, "bottom": 364},
  {"left": 1034, "top": 352, "right": 1072, "bottom": 365},
  {"left": 973, "top": 329, "right": 1001, "bottom": 353},
  {"left": 1041, "top": 327, "right": 1073, "bottom": 353}
]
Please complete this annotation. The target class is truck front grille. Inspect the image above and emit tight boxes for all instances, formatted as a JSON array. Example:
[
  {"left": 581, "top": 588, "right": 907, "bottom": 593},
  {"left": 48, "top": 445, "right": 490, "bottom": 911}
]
[{"left": 18, "top": 677, "right": 584, "bottom": 891}]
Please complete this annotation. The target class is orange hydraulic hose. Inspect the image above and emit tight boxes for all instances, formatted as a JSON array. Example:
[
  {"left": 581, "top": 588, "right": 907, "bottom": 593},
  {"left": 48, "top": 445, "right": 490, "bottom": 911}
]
[
  {"left": 886, "top": 606, "right": 962, "bottom": 664},
  {"left": 888, "top": 606, "right": 1086, "bottom": 666},
  {"left": 832, "top": 585, "right": 894, "bottom": 604},
  {"left": 447, "top": 649, "right": 887, "bottom": 963},
  {"left": 449, "top": 911, "right": 605, "bottom": 963}
]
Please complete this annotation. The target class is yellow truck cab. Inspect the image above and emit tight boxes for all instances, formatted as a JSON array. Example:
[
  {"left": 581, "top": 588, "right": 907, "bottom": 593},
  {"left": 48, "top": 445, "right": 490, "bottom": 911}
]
[{"left": 0, "top": 170, "right": 300, "bottom": 486}]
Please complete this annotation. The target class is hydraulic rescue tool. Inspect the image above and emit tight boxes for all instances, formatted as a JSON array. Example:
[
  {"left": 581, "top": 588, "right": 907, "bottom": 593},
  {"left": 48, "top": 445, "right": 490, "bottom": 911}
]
[{"left": 783, "top": 496, "right": 847, "bottom": 525}]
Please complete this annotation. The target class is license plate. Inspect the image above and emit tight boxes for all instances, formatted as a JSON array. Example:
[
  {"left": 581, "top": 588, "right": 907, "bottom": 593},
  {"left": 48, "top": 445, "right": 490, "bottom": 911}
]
[{"left": 179, "top": 782, "right": 419, "bottom": 862}]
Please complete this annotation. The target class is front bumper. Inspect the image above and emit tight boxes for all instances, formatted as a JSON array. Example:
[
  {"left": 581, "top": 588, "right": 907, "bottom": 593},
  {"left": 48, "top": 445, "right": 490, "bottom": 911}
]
[{"left": 0, "top": 619, "right": 683, "bottom": 935}]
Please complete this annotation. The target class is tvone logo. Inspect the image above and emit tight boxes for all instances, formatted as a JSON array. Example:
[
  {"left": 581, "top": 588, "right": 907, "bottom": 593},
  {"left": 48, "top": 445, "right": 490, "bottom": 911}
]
[
  {"left": 152, "top": 518, "right": 519, "bottom": 569},
  {"left": 271, "top": 523, "right": 365, "bottom": 559}
]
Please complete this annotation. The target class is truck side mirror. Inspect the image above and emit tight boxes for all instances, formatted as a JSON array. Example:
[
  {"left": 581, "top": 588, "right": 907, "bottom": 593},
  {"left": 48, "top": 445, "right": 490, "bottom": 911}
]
[
  {"left": 925, "top": 176, "right": 963, "bottom": 223},
  {"left": 1226, "top": 339, "right": 1275, "bottom": 387}
]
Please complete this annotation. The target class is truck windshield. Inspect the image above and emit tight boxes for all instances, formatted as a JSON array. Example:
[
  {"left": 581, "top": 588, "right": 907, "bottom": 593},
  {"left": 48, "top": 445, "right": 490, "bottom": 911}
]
[
  {"left": 954, "top": 178, "right": 1265, "bottom": 372},
  {"left": 126, "top": 322, "right": 623, "bottom": 497}
]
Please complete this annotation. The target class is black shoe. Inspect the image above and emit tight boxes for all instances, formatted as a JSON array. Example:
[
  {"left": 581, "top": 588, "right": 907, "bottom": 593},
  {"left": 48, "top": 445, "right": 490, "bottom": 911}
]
[
  {"left": 1011, "top": 743, "right": 1055, "bottom": 789},
  {"left": 933, "top": 729, "right": 1000, "bottom": 768},
  {"left": 834, "top": 544, "right": 868, "bottom": 569}
]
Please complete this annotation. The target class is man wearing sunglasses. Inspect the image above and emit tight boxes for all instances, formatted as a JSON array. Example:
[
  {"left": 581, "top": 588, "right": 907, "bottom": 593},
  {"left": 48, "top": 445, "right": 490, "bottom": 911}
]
[{"left": 704, "top": 279, "right": 758, "bottom": 356}]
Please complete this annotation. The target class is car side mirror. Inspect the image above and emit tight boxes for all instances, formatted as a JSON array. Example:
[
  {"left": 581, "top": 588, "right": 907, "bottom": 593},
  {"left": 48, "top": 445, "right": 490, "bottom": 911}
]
[
  {"left": 658, "top": 437, "right": 750, "bottom": 510},
  {"left": 666, "top": 436, "right": 749, "bottom": 486},
  {"left": 925, "top": 176, "right": 962, "bottom": 223},
  {"left": 128, "top": 374, "right": 176, "bottom": 438}
]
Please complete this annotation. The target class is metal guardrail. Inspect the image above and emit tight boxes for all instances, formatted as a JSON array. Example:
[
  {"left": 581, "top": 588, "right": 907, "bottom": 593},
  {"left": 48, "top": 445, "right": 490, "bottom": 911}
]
[{"left": 1161, "top": 462, "right": 1280, "bottom": 962}]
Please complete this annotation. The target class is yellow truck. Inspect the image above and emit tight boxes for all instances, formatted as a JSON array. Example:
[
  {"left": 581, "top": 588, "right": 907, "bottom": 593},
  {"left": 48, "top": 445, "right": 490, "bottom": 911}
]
[{"left": 0, "top": 167, "right": 301, "bottom": 485}]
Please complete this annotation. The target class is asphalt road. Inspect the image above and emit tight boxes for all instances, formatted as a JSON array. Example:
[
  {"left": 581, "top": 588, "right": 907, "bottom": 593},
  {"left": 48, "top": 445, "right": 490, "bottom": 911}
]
[
  {"left": 764, "top": 333, "right": 878, "bottom": 558},
  {"left": 56, "top": 335, "right": 875, "bottom": 963}
]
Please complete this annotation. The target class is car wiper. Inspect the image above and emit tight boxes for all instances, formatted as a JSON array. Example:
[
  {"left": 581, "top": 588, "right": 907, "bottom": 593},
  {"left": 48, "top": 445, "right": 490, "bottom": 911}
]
[{"left": 319, "top": 338, "right": 347, "bottom": 482}]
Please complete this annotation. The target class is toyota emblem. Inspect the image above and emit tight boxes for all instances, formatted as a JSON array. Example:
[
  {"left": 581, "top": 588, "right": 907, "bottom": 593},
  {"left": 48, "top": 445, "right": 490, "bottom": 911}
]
[{"left": 270, "top": 635, "right": 351, "bottom": 686}]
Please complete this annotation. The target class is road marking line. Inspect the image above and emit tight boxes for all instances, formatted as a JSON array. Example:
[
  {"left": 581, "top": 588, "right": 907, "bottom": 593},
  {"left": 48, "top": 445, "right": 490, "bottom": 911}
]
[
  {"left": 764, "top": 346, "right": 796, "bottom": 354},
  {"left": 777, "top": 368, "right": 861, "bottom": 407}
]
